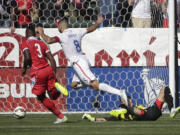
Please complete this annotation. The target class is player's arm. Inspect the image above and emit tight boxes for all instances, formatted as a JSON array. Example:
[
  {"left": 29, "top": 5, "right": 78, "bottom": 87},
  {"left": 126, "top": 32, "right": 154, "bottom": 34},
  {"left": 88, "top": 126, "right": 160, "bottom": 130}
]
[
  {"left": 87, "top": 15, "right": 104, "bottom": 33},
  {"left": 128, "top": 0, "right": 134, "bottom": 5},
  {"left": 46, "top": 52, "right": 57, "bottom": 74},
  {"left": 36, "top": 27, "right": 57, "bottom": 44},
  {"left": 22, "top": 49, "right": 31, "bottom": 75}
]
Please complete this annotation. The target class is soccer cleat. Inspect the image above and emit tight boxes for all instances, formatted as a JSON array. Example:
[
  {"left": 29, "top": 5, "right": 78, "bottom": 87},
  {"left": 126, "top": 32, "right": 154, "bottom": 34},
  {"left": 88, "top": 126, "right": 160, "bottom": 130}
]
[
  {"left": 55, "top": 82, "right": 68, "bottom": 96},
  {"left": 120, "top": 90, "right": 128, "bottom": 105},
  {"left": 109, "top": 108, "right": 127, "bottom": 118},
  {"left": 75, "top": 82, "right": 87, "bottom": 89},
  {"left": 54, "top": 116, "right": 68, "bottom": 124},
  {"left": 170, "top": 106, "right": 180, "bottom": 118},
  {"left": 82, "top": 113, "right": 95, "bottom": 122}
]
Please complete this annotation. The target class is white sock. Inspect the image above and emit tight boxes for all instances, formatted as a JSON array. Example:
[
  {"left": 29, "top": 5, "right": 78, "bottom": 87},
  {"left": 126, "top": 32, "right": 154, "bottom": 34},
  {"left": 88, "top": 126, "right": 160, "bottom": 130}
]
[
  {"left": 99, "top": 83, "right": 128, "bottom": 104},
  {"left": 99, "top": 83, "right": 122, "bottom": 96}
]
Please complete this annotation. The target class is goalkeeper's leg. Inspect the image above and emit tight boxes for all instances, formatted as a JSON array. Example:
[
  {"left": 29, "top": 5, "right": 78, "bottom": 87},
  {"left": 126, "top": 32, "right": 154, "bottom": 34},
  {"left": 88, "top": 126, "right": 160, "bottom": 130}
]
[
  {"left": 170, "top": 106, "right": 180, "bottom": 118},
  {"left": 82, "top": 113, "right": 95, "bottom": 122},
  {"left": 82, "top": 113, "right": 107, "bottom": 122}
]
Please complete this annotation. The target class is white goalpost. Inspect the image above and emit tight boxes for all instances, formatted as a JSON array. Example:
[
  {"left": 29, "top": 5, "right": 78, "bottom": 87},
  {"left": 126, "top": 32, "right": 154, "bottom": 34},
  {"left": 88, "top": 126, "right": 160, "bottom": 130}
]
[{"left": 168, "top": 0, "right": 177, "bottom": 107}]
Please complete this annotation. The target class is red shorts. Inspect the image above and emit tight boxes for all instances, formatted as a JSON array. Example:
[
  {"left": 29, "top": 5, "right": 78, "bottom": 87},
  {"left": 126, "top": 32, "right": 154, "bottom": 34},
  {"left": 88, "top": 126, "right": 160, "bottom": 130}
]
[{"left": 31, "top": 66, "right": 56, "bottom": 96}]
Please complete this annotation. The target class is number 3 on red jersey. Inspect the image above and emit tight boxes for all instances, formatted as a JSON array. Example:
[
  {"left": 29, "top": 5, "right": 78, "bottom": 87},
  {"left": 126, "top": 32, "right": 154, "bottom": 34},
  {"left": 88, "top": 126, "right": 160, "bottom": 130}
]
[{"left": 35, "top": 43, "right": 43, "bottom": 58}]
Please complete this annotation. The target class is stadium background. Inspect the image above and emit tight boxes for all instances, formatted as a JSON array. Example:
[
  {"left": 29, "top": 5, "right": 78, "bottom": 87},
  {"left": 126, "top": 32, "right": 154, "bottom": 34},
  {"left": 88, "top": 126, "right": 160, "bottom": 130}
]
[{"left": 0, "top": 0, "right": 180, "bottom": 113}]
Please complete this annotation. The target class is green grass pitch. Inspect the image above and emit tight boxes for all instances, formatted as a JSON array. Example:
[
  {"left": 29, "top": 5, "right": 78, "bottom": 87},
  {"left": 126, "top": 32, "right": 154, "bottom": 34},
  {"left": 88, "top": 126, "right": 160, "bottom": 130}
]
[{"left": 0, "top": 114, "right": 180, "bottom": 135}]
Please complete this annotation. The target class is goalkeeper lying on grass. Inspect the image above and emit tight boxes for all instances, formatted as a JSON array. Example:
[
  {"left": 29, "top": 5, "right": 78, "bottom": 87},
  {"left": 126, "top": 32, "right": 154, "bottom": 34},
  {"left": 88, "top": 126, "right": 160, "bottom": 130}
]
[{"left": 82, "top": 86, "right": 180, "bottom": 122}]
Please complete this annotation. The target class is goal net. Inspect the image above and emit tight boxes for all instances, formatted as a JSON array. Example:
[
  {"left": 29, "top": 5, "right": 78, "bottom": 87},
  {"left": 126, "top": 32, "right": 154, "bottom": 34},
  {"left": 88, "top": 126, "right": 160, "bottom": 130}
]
[{"left": 0, "top": 0, "right": 178, "bottom": 113}]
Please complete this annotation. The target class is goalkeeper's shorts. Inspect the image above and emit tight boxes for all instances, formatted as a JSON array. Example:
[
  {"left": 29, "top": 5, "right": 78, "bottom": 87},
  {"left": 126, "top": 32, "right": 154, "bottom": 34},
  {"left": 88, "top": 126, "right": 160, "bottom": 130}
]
[{"left": 137, "top": 99, "right": 162, "bottom": 121}]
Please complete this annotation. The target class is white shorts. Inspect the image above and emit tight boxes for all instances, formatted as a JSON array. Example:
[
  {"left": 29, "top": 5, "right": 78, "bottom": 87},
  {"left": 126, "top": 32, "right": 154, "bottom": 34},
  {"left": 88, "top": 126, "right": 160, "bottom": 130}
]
[{"left": 72, "top": 55, "right": 96, "bottom": 85}]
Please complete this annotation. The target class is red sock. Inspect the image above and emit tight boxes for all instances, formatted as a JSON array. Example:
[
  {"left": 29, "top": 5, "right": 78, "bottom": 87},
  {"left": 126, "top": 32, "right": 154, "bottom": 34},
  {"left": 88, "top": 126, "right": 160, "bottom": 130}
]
[
  {"left": 139, "top": 110, "right": 145, "bottom": 116},
  {"left": 42, "top": 97, "right": 64, "bottom": 119},
  {"left": 155, "top": 99, "right": 164, "bottom": 110}
]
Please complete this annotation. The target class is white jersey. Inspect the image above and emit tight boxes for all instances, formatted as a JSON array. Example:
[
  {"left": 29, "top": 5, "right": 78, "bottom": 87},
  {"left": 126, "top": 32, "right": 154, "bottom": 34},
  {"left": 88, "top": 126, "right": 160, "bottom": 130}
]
[
  {"left": 55, "top": 28, "right": 96, "bottom": 85},
  {"left": 132, "top": 0, "right": 151, "bottom": 19},
  {"left": 56, "top": 28, "right": 87, "bottom": 64}
]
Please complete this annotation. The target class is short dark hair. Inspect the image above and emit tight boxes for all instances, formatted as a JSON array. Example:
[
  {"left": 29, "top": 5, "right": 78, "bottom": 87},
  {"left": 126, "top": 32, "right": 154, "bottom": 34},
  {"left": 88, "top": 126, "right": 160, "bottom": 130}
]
[
  {"left": 36, "top": 23, "right": 43, "bottom": 28},
  {"left": 57, "top": 17, "right": 68, "bottom": 25},
  {"left": 26, "top": 23, "right": 36, "bottom": 37}
]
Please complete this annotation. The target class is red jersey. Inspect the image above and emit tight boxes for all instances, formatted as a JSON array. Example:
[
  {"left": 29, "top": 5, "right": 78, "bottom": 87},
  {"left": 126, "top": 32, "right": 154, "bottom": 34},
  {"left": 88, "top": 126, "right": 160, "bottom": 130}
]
[{"left": 21, "top": 37, "right": 50, "bottom": 72}]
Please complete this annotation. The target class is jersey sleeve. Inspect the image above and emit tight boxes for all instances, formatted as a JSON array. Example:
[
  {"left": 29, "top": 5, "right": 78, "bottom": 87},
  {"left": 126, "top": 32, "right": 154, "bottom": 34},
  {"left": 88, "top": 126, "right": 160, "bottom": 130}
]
[
  {"left": 53, "top": 35, "right": 61, "bottom": 42},
  {"left": 41, "top": 41, "right": 50, "bottom": 54},
  {"left": 20, "top": 40, "right": 28, "bottom": 52}
]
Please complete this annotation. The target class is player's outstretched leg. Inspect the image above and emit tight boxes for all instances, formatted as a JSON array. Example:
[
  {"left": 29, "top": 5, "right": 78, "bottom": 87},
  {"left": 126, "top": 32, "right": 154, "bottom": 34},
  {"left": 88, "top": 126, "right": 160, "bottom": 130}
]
[
  {"left": 82, "top": 113, "right": 95, "bottom": 122},
  {"left": 162, "top": 86, "right": 180, "bottom": 118},
  {"left": 98, "top": 83, "right": 128, "bottom": 105},
  {"left": 37, "top": 94, "right": 67, "bottom": 124},
  {"left": 55, "top": 82, "right": 68, "bottom": 96},
  {"left": 164, "top": 86, "right": 173, "bottom": 111},
  {"left": 170, "top": 106, "right": 180, "bottom": 118}
]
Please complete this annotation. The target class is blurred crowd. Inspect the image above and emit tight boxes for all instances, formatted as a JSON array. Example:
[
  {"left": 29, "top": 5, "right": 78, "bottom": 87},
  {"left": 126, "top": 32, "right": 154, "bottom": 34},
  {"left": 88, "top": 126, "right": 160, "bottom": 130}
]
[{"left": 0, "top": 0, "right": 180, "bottom": 29}]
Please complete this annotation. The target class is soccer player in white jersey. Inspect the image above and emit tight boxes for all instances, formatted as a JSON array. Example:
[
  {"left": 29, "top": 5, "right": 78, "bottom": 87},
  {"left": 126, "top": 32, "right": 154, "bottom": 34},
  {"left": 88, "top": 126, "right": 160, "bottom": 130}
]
[{"left": 36, "top": 16, "right": 128, "bottom": 104}]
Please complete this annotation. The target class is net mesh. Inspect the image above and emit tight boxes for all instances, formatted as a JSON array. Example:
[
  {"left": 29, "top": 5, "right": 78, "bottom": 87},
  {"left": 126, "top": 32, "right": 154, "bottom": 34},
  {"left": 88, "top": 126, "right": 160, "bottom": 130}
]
[{"left": 0, "top": 0, "right": 172, "bottom": 28}]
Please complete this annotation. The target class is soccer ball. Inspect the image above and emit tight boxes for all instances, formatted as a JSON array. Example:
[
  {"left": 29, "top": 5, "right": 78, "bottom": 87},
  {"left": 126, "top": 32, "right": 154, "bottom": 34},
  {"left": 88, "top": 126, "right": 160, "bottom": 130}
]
[{"left": 12, "top": 106, "right": 26, "bottom": 119}]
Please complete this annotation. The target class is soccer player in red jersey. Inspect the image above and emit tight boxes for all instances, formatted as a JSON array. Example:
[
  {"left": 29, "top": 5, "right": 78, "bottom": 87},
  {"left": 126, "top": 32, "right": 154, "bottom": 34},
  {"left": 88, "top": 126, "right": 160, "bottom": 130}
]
[{"left": 21, "top": 24, "right": 68, "bottom": 124}]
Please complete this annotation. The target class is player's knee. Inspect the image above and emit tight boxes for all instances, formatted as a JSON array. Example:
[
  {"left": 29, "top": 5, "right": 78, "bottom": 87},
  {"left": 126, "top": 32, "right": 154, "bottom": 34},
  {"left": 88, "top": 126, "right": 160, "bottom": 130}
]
[
  {"left": 164, "top": 86, "right": 170, "bottom": 95},
  {"left": 164, "top": 86, "right": 173, "bottom": 102},
  {"left": 48, "top": 89, "right": 60, "bottom": 100},
  {"left": 91, "top": 81, "right": 99, "bottom": 90},
  {"left": 37, "top": 94, "right": 45, "bottom": 102}
]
